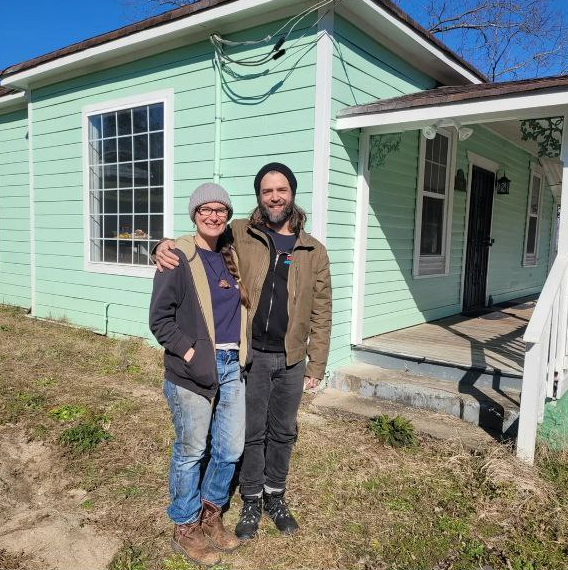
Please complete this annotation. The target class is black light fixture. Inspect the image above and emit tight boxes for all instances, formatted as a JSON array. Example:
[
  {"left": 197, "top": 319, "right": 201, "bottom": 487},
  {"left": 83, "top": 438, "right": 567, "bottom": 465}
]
[{"left": 496, "top": 171, "right": 511, "bottom": 195}]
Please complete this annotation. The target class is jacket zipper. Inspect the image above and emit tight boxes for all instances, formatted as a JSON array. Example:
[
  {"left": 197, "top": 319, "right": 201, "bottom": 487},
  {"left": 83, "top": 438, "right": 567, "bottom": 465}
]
[{"left": 262, "top": 241, "right": 282, "bottom": 349}]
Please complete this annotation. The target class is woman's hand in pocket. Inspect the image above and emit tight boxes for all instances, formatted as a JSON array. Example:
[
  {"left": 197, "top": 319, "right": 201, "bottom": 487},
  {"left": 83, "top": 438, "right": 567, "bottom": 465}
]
[{"left": 183, "top": 347, "right": 195, "bottom": 363}]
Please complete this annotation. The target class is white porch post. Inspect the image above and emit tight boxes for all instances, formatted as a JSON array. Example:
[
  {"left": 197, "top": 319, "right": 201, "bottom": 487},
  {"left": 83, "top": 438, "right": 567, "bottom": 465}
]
[{"left": 558, "top": 114, "right": 568, "bottom": 250}]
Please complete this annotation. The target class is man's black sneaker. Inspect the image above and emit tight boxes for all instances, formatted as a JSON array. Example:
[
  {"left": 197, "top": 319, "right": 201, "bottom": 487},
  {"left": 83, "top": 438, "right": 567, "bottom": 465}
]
[
  {"left": 263, "top": 491, "right": 299, "bottom": 534},
  {"left": 235, "top": 495, "right": 262, "bottom": 540}
]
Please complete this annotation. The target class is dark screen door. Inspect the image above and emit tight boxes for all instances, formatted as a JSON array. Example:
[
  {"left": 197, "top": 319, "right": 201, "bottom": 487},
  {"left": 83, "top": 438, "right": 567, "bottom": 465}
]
[{"left": 463, "top": 166, "right": 495, "bottom": 313}]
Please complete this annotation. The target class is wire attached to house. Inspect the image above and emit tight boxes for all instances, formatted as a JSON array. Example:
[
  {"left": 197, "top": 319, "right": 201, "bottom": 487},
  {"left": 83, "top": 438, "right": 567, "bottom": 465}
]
[{"left": 210, "top": 0, "right": 336, "bottom": 67}]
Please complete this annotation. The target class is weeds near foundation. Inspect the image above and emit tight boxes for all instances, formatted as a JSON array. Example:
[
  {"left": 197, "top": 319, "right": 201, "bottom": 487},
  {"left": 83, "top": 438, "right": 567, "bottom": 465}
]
[{"left": 369, "top": 414, "right": 417, "bottom": 448}]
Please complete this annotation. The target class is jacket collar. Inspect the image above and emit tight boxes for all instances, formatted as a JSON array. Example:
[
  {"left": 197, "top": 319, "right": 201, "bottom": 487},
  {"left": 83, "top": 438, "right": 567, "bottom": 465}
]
[{"left": 246, "top": 222, "right": 317, "bottom": 250}]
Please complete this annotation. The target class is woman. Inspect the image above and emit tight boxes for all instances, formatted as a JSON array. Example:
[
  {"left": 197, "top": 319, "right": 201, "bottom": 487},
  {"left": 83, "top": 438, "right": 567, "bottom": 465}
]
[{"left": 149, "top": 183, "right": 249, "bottom": 566}]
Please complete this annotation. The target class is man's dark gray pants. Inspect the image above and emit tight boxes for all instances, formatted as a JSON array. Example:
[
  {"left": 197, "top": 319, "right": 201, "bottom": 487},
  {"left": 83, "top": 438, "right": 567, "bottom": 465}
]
[{"left": 239, "top": 349, "right": 306, "bottom": 496}]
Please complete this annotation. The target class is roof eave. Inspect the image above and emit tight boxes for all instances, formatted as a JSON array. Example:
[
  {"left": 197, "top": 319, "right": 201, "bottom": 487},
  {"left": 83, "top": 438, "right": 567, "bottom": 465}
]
[
  {"left": 335, "top": 89, "right": 568, "bottom": 132},
  {"left": 0, "top": 91, "right": 27, "bottom": 113}
]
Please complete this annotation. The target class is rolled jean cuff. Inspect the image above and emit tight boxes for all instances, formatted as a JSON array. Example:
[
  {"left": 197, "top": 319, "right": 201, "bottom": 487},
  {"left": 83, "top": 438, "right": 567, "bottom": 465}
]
[{"left": 240, "top": 484, "right": 264, "bottom": 497}]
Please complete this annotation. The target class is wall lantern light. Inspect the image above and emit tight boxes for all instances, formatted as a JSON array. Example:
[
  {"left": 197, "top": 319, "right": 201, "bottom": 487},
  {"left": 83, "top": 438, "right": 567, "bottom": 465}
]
[
  {"left": 495, "top": 171, "right": 511, "bottom": 194},
  {"left": 455, "top": 168, "right": 467, "bottom": 191}
]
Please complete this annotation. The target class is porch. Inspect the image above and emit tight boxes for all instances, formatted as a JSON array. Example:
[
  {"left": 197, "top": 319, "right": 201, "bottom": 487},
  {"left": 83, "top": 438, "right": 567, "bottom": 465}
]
[
  {"left": 334, "top": 75, "right": 568, "bottom": 463},
  {"left": 361, "top": 298, "right": 534, "bottom": 378}
]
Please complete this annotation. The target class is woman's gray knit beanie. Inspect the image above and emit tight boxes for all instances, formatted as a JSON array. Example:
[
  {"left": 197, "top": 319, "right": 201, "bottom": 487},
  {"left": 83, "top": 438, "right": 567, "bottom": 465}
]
[{"left": 188, "top": 183, "right": 233, "bottom": 222}]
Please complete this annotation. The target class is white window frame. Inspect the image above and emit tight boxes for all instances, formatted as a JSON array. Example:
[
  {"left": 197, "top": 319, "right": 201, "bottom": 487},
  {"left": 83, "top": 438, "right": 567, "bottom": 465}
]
[
  {"left": 523, "top": 163, "right": 544, "bottom": 267},
  {"left": 413, "top": 128, "right": 456, "bottom": 278},
  {"left": 82, "top": 89, "right": 174, "bottom": 278}
]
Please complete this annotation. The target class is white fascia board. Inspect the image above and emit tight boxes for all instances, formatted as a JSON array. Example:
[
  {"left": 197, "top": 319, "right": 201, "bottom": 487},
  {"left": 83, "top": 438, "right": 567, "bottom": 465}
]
[
  {"left": 336, "top": 90, "right": 568, "bottom": 132},
  {"left": 337, "top": 0, "right": 483, "bottom": 86},
  {"left": 0, "top": 91, "right": 26, "bottom": 112},
  {"left": 0, "top": 0, "right": 293, "bottom": 90}
]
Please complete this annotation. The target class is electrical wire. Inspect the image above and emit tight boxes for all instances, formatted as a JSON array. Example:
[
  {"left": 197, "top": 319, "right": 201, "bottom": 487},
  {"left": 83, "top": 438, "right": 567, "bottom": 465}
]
[{"left": 210, "top": 0, "right": 336, "bottom": 67}]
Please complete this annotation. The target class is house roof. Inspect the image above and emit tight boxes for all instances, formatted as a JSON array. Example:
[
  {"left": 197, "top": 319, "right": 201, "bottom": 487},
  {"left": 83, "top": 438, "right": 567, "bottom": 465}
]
[
  {"left": 0, "top": 0, "right": 485, "bottom": 82},
  {"left": 0, "top": 87, "right": 16, "bottom": 98},
  {"left": 338, "top": 75, "right": 568, "bottom": 118}
]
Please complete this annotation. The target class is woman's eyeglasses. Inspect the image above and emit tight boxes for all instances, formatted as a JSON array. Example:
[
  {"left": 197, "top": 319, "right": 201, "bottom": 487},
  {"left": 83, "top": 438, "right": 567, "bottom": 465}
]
[{"left": 197, "top": 206, "right": 229, "bottom": 218}]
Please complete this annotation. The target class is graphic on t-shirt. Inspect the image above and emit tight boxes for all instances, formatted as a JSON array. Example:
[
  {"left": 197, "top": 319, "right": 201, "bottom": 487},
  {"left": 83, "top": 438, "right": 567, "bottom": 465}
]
[{"left": 284, "top": 254, "right": 293, "bottom": 265}]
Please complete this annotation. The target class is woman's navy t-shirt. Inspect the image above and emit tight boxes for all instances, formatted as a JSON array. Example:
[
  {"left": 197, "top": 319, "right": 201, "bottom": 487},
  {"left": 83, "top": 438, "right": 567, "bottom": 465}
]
[{"left": 196, "top": 247, "right": 241, "bottom": 344}]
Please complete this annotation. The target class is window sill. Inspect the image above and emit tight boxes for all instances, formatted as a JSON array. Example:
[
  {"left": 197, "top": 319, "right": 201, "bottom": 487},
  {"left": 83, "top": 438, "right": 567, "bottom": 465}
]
[
  {"left": 85, "top": 261, "right": 155, "bottom": 278},
  {"left": 412, "top": 271, "right": 450, "bottom": 280}
]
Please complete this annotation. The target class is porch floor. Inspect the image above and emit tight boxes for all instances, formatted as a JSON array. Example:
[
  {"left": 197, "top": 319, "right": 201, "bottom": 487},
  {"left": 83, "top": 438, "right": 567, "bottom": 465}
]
[{"left": 361, "top": 299, "right": 536, "bottom": 376}]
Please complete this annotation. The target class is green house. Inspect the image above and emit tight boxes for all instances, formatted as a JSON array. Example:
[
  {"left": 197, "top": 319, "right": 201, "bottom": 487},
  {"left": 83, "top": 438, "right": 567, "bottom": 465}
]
[{"left": 1, "top": 0, "right": 567, "bottom": 463}]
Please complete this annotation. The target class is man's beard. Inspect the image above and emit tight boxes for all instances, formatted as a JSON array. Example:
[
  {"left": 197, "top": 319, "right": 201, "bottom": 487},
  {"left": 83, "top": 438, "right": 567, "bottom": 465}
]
[{"left": 259, "top": 201, "right": 294, "bottom": 224}]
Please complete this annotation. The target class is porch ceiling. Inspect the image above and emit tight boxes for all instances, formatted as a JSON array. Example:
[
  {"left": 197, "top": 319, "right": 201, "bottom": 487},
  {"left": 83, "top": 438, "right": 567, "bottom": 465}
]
[{"left": 335, "top": 75, "right": 568, "bottom": 133}]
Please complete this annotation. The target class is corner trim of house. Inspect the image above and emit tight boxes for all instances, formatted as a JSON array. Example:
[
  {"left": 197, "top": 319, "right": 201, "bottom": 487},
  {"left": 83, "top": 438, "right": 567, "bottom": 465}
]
[
  {"left": 351, "top": 131, "right": 371, "bottom": 345},
  {"left": 311, "top": 6, "right": 334, "bottom": 244},
  {"left": 28, "top": 97, "right": 36, "bottom": 316}
]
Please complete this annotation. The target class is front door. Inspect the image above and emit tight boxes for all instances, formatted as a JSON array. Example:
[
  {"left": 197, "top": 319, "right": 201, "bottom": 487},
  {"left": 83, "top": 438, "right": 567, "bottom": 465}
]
[{"left": 463, "top": 166, "right": 495, "bottom": 314}]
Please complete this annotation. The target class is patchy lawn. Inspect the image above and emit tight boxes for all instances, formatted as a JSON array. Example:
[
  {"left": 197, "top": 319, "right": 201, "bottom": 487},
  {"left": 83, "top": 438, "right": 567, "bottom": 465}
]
[{"left": 0, "top": 304, "right": 567, "bottom": 570}]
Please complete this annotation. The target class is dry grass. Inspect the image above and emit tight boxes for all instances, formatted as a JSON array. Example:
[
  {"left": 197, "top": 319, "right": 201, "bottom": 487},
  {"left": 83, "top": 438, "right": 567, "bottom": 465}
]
[{"left": 1, "top": 304, "right": 567, "bottom": 570}]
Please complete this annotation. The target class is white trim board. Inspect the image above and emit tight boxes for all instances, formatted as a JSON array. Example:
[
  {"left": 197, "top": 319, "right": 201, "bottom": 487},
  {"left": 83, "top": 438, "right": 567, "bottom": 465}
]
[
  {"left": 81, "top": 89, "right": 174, "bottom": 279},
  {"left": 310, "top": 6, "right": 334, "bottom": 245},
  {"left": 336, "top": 90, "right": 568, "bottom": 132},
  {"left": 351, "top": 131, "right": 371, "bottom": 345},
  {"left": 0, "top": 91, "right": 27, "bottom": 112},
  {"left": 28, "top": 100, "right": 36, "bottom": 315}
]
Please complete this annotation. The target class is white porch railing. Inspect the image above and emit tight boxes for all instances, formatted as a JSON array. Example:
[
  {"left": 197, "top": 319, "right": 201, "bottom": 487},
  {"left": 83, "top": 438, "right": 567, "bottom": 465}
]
[{"left": 517, "top": 255, "right": 568, "bottom": 464}]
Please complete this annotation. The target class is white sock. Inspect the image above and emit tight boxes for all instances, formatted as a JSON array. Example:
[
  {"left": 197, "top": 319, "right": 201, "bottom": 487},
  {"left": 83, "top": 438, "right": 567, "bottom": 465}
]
[{"left": 264, "top": 485, "right": 284, "bottom": 495}]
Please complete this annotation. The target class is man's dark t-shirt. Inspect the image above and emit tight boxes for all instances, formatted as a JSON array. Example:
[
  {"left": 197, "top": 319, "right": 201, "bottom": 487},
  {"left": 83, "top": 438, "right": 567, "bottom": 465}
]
[{"left": 251, "top": 226, "right": 296, "bottom": 352}]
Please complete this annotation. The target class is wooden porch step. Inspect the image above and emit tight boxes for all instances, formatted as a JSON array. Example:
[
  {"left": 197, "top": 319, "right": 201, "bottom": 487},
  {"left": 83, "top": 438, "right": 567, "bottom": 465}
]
[{"left": 329, "top": 362, "right": 520, "bottom": 437}]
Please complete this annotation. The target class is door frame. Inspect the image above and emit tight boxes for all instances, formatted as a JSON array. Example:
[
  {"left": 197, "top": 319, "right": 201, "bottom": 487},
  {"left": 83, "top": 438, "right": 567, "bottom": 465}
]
[{"left": 460, "top": 151, "right": 500, "bottom": 311}]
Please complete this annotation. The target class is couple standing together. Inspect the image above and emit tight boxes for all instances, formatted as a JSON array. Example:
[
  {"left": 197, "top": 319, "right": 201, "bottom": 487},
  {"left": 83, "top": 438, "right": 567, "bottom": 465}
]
[{"left": 149, "top": 162, "right": 332, "bottom": 566}]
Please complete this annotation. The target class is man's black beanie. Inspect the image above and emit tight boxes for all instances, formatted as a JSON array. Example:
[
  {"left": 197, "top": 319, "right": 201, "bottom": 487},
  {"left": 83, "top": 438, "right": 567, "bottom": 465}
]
[{"left": 254, "top": 162, "right": 297, "bottom": 196}]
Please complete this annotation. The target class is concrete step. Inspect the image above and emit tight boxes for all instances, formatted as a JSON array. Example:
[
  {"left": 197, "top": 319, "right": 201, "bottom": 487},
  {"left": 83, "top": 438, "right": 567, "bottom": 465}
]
[
  {"left": 353, "top": 344, "right": 523, "bottom": 392},
  {"left": 329, "top": 362, "right": 520, "bottom": 437},
  {"left": 310, "top": 388, "right": 497, "bottom": 448}
]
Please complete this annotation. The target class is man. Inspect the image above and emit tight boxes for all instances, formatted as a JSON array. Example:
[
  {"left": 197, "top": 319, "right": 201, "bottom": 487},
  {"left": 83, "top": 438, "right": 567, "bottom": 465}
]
[{"left": 155, "top": 162, "right": 332, "bottom": 539}]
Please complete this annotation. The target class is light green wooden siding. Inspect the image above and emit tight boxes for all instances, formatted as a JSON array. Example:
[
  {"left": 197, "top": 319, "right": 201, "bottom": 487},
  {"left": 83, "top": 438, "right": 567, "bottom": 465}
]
[
  {"left": 364, "top": 131, "right": 464, "bottom": 337},
  {"left": 363, "top": 125, "right": 555, "bottom": 338},
  {"left": 29, "top": 17, "right": 317, "bottom": 337},
  {"left": 0, "top": 107, "right": 31, "bottom": 308},
  {"left": 327, "top": 15, "right": 436, "bottom": 367}
]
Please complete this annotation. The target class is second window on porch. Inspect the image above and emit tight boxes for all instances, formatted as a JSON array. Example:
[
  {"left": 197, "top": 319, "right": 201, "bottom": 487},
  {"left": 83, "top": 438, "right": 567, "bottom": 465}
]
[{"left": 414, "top": 132, "right": 453, "bottom": 277}]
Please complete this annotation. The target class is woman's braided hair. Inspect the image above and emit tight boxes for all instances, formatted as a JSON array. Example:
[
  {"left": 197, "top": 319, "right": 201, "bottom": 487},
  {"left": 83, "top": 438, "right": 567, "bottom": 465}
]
[{"left": 218, "top": 234, "right": 250, "bottom": 310}]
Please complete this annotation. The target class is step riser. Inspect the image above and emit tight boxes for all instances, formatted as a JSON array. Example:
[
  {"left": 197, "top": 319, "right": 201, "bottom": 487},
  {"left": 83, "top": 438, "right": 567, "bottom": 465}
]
[
  {"left": 329, "top": 371, "right": 519, "bottom": 436},
  {"left": 353, "top": 348, "right": 523, "bottom": 392}
]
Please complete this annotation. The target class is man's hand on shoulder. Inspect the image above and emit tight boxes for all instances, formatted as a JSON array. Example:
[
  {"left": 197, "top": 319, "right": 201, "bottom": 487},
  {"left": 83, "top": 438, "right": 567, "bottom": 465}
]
[{"left": 155, "top": 239, "right": 179, "bottom": 272}]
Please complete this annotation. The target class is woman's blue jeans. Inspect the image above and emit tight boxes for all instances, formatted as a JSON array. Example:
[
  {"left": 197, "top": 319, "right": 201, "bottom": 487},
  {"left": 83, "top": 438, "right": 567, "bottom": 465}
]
[{"left": 163, "top": 349, "right": 245, "bottom": 525}]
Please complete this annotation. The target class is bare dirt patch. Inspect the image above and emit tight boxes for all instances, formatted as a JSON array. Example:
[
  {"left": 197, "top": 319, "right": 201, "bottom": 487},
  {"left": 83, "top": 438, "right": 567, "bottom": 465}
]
[{"left": 0, "top": 426, "right": 121, "bottom": 570}]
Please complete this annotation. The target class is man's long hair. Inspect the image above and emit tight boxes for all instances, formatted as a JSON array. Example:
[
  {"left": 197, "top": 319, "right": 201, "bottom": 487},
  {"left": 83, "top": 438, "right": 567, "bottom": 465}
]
[{"left": 249, "top": 204, "right": 307, "bottom": 236}]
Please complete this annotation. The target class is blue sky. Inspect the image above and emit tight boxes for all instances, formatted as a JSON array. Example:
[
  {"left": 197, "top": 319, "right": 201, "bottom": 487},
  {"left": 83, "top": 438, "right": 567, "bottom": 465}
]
[{"left": 1, "top": 0, "right": 567, "bottom": 76}]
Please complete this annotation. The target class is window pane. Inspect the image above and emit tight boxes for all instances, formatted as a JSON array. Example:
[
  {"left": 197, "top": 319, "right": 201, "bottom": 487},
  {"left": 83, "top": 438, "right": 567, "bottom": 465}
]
[
  {"left": 150, "top": 187, "right": 163, "bottom": 213},
  {"left": 134, "top": 188, "right": 149, "bottom": 213},
  {"left": 150, "top": 160, "right": 163, "bottom": 186},
  {"left": 117, "top": 109, "right": 132, "bottom": 136},
  {"left": 104, "top": 164, "right": 117, "bottom": 189},
  {"left": 102, "top": 113, "right": 116, "bottom": 138},
  {"left": 149, "top": 132, "right": 163, "bottom": 159},
  {"left": 103, "top": 240, "right": 118, "bottom": 263},
  {"left": 103, "top": 138, "right": 117, "bottom": 163},
  {"left": 89, "top": 140, "right": 102, "bottom": 166},
  {"left": 119, "top": 215, "right": 133, "bottom": 237},
  {"left": 89, "top": 116, "right": 102, "bottom": 141},
  {"left": 90, "top": 214, "right": 102, "bottom": 240},
  {"left": 119, "top": 189, "right": 133, "bottom": 214},
  {"left": 119, "top": 163, "right": 133, "bottom": 189},
  {"left": 134, "top": 215, "right": 149, "bottom": 236},
  {"left": 119, "top": 240, "right": 133, "bottom": 264},
  {"left": 134, "top": 162, "right": 149, "bottom": 187},
  {"left": 133, "top": 107, "right": 148, "bottom": 133},
  {"left": 149, "top": 104, "right": 164, "bottom": 131},
  {"left": 530, "top": 177, "right": 541, "bottom": 215},
  {"left": 103, "top": 215, "right": 118, "bottom": 238},
  {"left": 527, "top": 217, "right": 537, "bottom": 254},
  {"left": 133, "top": 244, "right": 149, "bottom": 266},
  {"left": 90, "top": 166, "right": 102, "bottom": 189},
  {"left": 438, "top": 134, "right": 448, "bottom": 161},
  {"left": 118, "top": 137, "right": 132, "bottom": 162},
  {"left": 150, "top": 215, "right": 164, "bottom": 240},
  {"left": 420, "top": 196, "right": 444, "bottom": 255},
  {"left": 134, "top": 135, "right": 148, "bottom": 160},
  {"left": 91, "top": 239, "right": 103, "bottom": 262},
  {"left": 104, "top": 190, "right": 118, "bottom": 214}
]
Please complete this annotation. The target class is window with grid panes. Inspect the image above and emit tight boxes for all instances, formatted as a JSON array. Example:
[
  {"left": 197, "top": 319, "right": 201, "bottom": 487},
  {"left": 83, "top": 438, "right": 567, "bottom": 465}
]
[
  {"left": 524, "top": 170, "right": 543, "bottom": 266},
  {"left": 415, "top": 131, "right": 452, "bottom": 276},
  {"left": 88, "top": 103, "right": 164, "bottom": 266}
]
